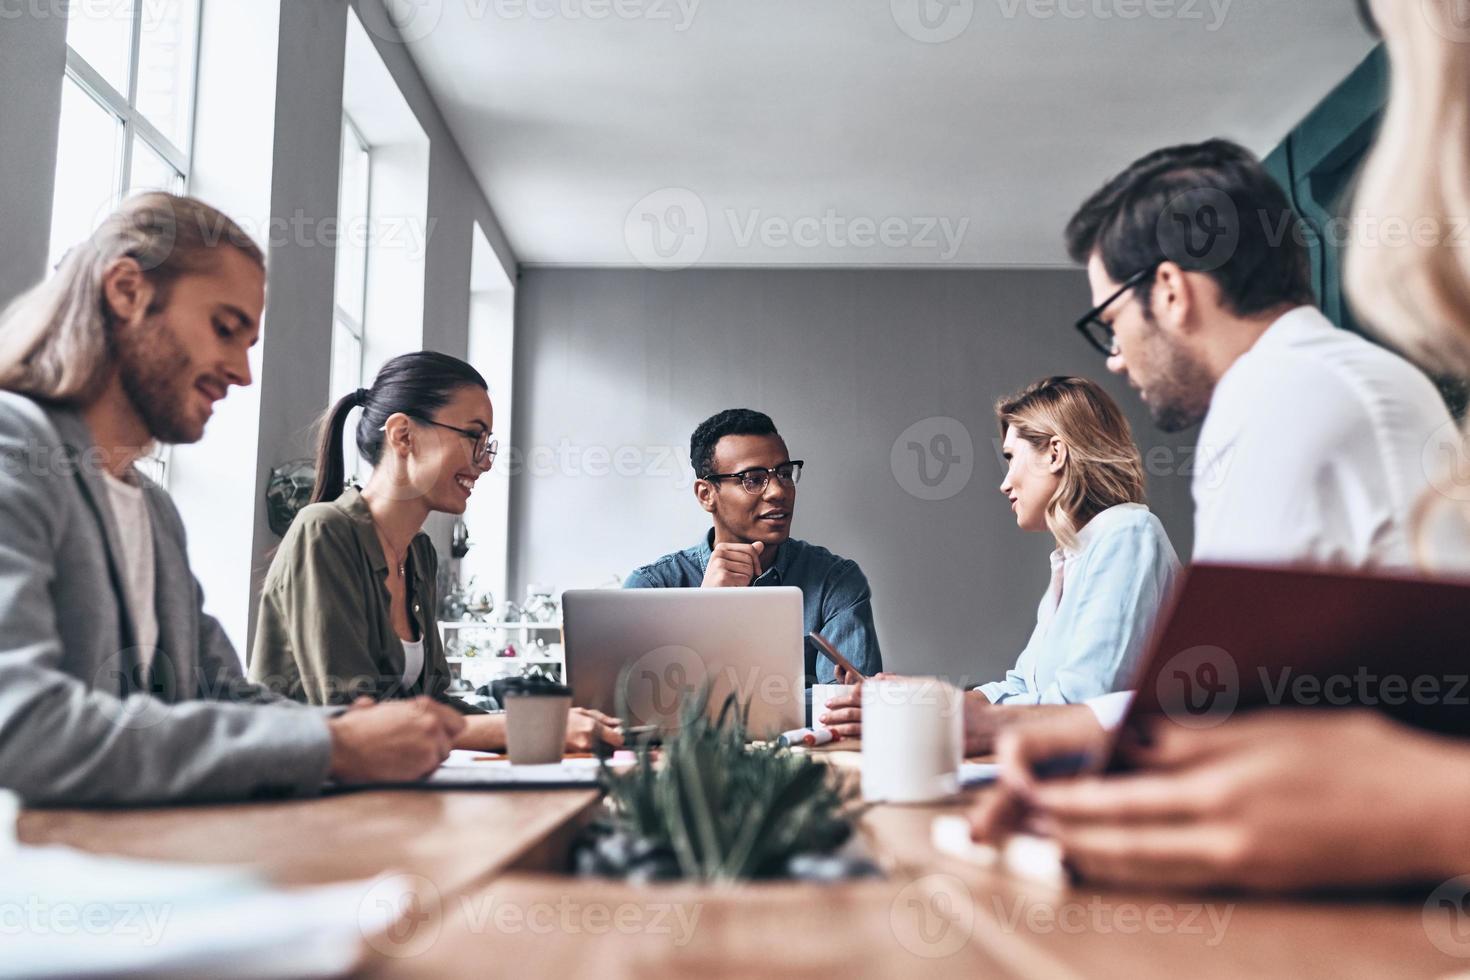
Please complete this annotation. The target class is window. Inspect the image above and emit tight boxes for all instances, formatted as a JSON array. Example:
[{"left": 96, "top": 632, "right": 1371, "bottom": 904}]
[
  {"left": 331, "top": 114, "right": 374, "bottom": 482},
  {"left": 49, "top": 0, "right": 200, "bottom": 268}
]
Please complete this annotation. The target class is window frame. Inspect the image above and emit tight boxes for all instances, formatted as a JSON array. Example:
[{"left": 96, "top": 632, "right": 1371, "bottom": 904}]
[
  {"left": 61, "top": 1, "right": 201, "bottom": 200},
  {"left": 55, "top": 1, "right": 205, "bottom": 485},
  {"left": 332, "top": 111, "right": 374, "bottom": 385}
]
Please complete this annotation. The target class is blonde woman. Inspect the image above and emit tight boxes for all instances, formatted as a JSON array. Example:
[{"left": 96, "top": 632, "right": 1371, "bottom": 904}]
[
  {"left": 969, "top": 1, "right": 1470, "bottom": 893},
  {"left": 978, "top": 376, "right": 1180, "bottom": 704},
  {"left": 821, "top": 377, "right": 1178, "bottom": 740}
]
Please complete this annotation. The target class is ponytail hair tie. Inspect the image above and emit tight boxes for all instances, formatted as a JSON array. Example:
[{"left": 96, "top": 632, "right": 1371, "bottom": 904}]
[{"left": 354, "top": 388, "right": 370, "bottom": 408}]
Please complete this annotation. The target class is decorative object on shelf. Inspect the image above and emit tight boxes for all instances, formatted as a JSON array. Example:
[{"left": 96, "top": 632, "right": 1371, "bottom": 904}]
[
  {"left": 573, "top": 683, "right": 872, "bottom": 884},
  {"left": 498, "top": 643, "right": 518, "bottom": 659},
  {"left": 264, "top": 459, "right": 316, "bottom": 537},
  {"left": 450, "top": 520, "right": 471, "bottom": 559},
  {"left": 441, "top": 574, "right": 494, "bottom": 623},
  {"left": 523, "top": 584, "right": 559, "bottom": 623}
]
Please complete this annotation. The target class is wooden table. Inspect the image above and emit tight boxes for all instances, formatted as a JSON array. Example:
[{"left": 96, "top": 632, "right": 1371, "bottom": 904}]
[{"left": 18, "top": 748, "right": 1466, "bottom": 979}]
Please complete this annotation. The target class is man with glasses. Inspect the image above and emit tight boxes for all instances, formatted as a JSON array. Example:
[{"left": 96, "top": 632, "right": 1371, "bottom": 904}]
[
  {"left": 1055, "top": 138, "right": 1453, "bottom": 734},
  {"left": 1069, "top": 138, "right": 1450, "bottom": 571},
  {"left": 624, "top": 408, "right": 883, "bottom": 683}
]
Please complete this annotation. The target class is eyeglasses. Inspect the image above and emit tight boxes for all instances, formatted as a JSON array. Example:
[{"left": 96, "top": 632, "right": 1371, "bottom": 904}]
[
  {"left": 412, "top": 417, "right": 498, "bottom": 468},
  {"left": 1074, "top": 264, "right": 1158, "bottom": 357},
  {"left": 702, "top": 461, "right": 804, "bottom": 494}
]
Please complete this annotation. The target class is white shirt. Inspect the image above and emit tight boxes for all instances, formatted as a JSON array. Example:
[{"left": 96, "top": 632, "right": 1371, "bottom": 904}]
[
  {"left": 1087, "top": 307, "right": 1455, "bottom": 730},
  {"left": 978, "top": 504, "right": 1180, "bottom": 705},
  {"left": 400, "top": 638, "right": 425, "bottom": 690},
  {"left": 102, "top": 472, "right": 158, "bottom": 681},
  {"left": 1190, "top": 305, "right": 1454, "bottom": 570}
]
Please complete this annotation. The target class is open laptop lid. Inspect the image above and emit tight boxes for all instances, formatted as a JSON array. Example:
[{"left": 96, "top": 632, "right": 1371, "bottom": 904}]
[
  {"left": 1107, "top": 562, "right": 1470, "bottom": 771},
  {"left": 562, "top": 586, "right": 806, "bottom": 740}
]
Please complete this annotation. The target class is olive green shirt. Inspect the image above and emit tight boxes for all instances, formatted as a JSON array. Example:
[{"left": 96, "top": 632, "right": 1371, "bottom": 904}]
[{"left": 249, "top": 488, "right": 483, "bottom": 714}]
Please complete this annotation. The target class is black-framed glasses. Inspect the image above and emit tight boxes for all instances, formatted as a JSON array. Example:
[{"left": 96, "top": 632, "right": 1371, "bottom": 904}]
[
  {"left": 1074, "top": 264, "right": 1157, "bottom": 356},
  {"left": 702, "top": 460, "right": 804, "bottom": 494},
  {"left": 412, "top": 417, "right": 498, "bottom": 468}
]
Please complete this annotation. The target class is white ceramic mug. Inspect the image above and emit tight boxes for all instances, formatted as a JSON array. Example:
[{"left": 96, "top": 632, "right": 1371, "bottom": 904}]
[
  {"left": 860, "top": 677, "right": 963, "bottom": 803},
  {"left": 504, "top": 692, "right": 572, "bottom": 764},
  {"left": 811, "top": 683, "right": 856, "bottom": 726}
]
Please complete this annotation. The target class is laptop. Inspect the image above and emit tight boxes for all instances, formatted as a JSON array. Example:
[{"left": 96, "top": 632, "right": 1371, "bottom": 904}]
[
  {"left": 561, "top": 587, "right": 806, "bottom": 739},
  {"left": 1106, "top": 562, "right": 1470, "bottom": 771}
]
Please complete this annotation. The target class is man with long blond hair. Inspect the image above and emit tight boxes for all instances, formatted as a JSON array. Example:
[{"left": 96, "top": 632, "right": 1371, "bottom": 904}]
[{"left": 0, "top": 193, "right": 463, "bottom": 805}]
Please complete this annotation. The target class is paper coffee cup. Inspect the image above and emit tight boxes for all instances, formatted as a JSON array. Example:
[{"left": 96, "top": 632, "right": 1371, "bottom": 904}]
[
  {"left": 503, "top": 679, "right": 573, "bottom": 765},
  {"left": 860, "top": 677, "right": 963, "bottom": 803}
]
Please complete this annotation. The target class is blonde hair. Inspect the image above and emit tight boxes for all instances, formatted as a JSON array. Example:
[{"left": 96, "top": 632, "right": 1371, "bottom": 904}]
[
  {"left": 996, "top": 376, "right": 1146, "bottom": 551},
  {"left": 1345, "top": 0, "right": 1470, "bottom": 556},
  {"left": 0, "top": 193, "right": 263, "bottom": 404}
]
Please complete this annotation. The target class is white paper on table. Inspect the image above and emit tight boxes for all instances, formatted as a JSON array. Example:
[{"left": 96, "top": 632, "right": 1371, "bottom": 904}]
[{"left": 0, "top": 843, "right": 415, "bottom": 979}]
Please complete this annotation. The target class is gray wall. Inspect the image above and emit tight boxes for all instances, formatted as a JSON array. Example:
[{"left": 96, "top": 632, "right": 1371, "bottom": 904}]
[
  {"left": 508, "top": 267, "right": 1197, "bottom": 686},
  {"left": 0, "top": 7, "right": 66, "bottom": 304}
]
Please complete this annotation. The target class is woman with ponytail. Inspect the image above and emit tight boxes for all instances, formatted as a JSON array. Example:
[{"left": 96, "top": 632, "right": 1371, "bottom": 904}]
[{"left": 249, "top": 351, "right": 622, "bottom": 753}]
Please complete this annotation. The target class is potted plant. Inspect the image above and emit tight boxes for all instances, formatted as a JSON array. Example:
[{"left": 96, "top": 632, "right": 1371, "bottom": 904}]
[{"left": 573, "top": 685, "right": 878, "bottom": 884}]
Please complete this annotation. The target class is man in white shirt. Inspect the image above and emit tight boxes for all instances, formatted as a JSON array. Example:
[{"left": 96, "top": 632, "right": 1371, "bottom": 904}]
[
  {"left": 1069, "top": 139, "right": 1452, "bottom": 569},
  {"left": 1064, "top": 139, "right": 1452, "bottom": 728}
]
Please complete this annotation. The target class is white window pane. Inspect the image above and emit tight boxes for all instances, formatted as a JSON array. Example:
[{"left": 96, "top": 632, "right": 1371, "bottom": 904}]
[
  {"left": 49, "top": 78, "right": 125, "bottom": 270},
  {"left": 331, "top": 315, "right": 365, "bottom": 404},
  {"left": 128, "top": 137, "right": 183, "bottom": 195},
  {"left": 331, "top": 315, "right": 366, "bottom": 484},
  {"left": 135, "top": 0, "right": 199, "bottom": 150},
  {"left": 334, "top": 120, "right": 371, "bottom": 325},
  {"left": 66, "top": 0, "right": 135, "bottom": 97}
]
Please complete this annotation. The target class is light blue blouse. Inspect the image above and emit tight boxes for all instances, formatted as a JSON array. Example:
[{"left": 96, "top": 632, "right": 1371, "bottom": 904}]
[{"left": 978, "top": 503, "right": 1180, "bottom": 705}]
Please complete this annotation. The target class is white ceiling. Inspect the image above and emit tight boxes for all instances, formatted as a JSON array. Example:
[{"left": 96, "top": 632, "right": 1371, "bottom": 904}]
[{"left": 392, "top": 0, "right": 1375, "bottom": 268}]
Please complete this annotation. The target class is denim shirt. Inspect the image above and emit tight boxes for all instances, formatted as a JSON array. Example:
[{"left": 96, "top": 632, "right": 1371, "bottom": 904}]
[
  {"left": 624, "top": 530, "right": 884, "bottom": 683},
  {"left": 978, "top": 503, "right": 1180, "bottom": 705}
]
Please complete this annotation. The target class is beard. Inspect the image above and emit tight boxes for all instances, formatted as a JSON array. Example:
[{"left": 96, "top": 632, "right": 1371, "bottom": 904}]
[
  {"left": 1136, "top": 316, "right": 1215, "bottom": 433},
  {"left": 114, "top": 315, "right": 204, "bottom": 445},
  {"left": 1145, "top": 344, "right": 1214, "bottom": 433}
]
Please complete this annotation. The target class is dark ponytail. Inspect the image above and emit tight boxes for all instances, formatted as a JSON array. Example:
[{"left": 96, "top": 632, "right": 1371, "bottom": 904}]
[{"left": 310, "top": 351, "right": 488, "bottom": 505}]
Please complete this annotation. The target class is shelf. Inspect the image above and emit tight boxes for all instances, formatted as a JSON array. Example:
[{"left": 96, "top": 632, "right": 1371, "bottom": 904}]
[
  {"left": 439, "top": 621, "right": 562, "bottom": 630},
  {"left": 446, "top": 656, "right": 563, "bottom": 665}
]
